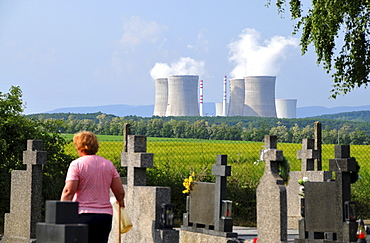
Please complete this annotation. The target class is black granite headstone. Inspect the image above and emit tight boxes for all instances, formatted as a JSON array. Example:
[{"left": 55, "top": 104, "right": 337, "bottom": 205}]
[{"left": 36, "top": 201, "right": 88, "bottom": 243}]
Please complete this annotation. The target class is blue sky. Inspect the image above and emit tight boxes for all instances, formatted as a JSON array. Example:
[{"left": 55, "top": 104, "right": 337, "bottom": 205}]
[{"left": 1, "top": 0, "right": 369, "bottom": 114}]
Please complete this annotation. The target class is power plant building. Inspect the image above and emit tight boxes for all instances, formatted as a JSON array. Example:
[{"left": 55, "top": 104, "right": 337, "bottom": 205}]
[
  {"left": 227, "top": 78, "right": 245, "bottom": 116},
  {"left": 153, "top": 74, "right": 294, "bottom": 118},
  {"left": 243, "top": 76, "right": 277, "bottom": 118},
  {"left": 153, "top": 75, "right": 199, "bottom": 117},
  {"left": 275, "top": 99, "right": 297, "bottom": 118},
  {"left": 153, "top": 78, "right": 168, "bottom": 116}
]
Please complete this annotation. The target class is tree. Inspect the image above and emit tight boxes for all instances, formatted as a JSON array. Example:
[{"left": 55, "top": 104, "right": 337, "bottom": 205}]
[
  {"left": 271, "top": 0, "right": 370, "bottom": 97},
  {"left": 270, "top": 122, "right": 292, "bottom": 142},
  {"left": 0, "top": 86, "right": 74, "bottom": 226}
]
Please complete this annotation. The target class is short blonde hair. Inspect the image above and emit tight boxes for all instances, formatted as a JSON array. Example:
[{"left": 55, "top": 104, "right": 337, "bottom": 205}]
[{"left": 73, "top": 131, "right": 99, "bottom": 155}]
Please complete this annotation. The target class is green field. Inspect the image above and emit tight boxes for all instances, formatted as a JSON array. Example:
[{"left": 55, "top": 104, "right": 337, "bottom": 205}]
[{"left": 63, "top": 135, "right": 370, "bottom": 226}]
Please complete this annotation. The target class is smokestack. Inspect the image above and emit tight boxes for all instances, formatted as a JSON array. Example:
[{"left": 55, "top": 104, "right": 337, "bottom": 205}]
[
  {"left": 275, "top": 99, "right": 297, "bottom": 118},
  {"left": 244, "top": 76, "right": 277, "bottom": 117},
  {"left": 199, "top": 79, "right": 203, "bottom": 116},
  {"left": 223, "top": 76, "right": 227, "bottom": 116},
  {"left": 153, "top": 78, "right": 168, "bottom": 116},
  {"left": 227, "top": 78, "right": 245, "bottom": 116},
  {"left": 166, "top": 75, "right": 200, "bottom": 116}
]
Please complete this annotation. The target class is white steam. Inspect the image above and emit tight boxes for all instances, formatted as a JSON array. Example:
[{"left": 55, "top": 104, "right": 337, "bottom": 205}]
[
  {"left": 228, "top": 28, "right": 299, "bottom": 78},
  {"left": 150, "top": 57, "right": 205, "bottom": 79}
]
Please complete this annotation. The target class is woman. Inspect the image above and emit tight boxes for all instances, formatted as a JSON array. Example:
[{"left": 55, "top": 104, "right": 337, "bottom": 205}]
[{"left": 61, "top": 131, "right": 125, "bottom": 243}]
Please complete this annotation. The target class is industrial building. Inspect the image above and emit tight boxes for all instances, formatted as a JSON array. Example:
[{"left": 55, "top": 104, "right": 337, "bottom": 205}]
[
  {"left": 227, "top": 78, "right": 245, "bottom": 116},
  {"left": 153, "top": 75, "right": 200, "bottom": 117},
  {"left": 243, "top": 76, "right": 277, "bottom": 117},
  {"left": 153, "top": 78, "right": 168, "bottom": 116},
  {"left": 275, "top": 99, "right": 297, "bottom": 118},
  {"left": 153, "top": 74, "right": 296, "bottom": 118}
]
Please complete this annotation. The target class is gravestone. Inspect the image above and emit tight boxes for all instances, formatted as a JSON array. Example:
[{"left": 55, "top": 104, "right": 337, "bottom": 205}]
[
  {"left": 36, "top": 201, "right": 88, "bottom": 242},
  {"left": 181, "top": 155, "right": 239, "bottom": 243},
  {"left": 286, "top": 136, "right": 332, "bottom": 229},
  {"left": 294, "top": 145, "right": 359, "bottom": 243},
  {"left": 109, "top": 134, "right": 179, "bottom": 243},
  {"left": 256, "top": 135, "right": 287, "bottom": 243},
  {"left": 2, "top": 140, "right": 47, "bottom": 243}
]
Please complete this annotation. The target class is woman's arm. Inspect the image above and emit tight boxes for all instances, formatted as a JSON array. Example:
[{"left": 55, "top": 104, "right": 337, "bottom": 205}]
[
  {"left": 60, "top": 180, "right": 78, "bottom": 201},
  {"left": 111, "top": 177, "right": 125, "bottom": 207}
]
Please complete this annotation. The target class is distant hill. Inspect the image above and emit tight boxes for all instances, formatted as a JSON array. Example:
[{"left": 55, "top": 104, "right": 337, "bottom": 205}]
[
  {"left": 311, "top": 110, "right": 370, "bottom": 123},
  {"left": 42, "top": 103, "right": 370, "bottom": 118},
  {"left": 296, "top": 105, "right": 370, "bottom": 118},
  {"left": 45, "top": 103, "right": 217, "bottom": 117}
]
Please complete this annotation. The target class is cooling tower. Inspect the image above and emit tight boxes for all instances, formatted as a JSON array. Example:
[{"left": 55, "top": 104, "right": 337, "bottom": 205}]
[
  {"left": 166, "top": 75, "right": 200, "bottom": 116},
  {"left": 153, "top": 78, "right": 168, "bottom": 116},
  {"left": 275, "top": 99, "right": 297, "bottom": 118},
  {"left": 244, "top": 76, "right": 277, "bottom": 117},
  {"left": 215, "top": 103, "right": 223, "bottom": 116},
  {"left": 227, "top": 78, "right": 245, "bottom": 116},
  {"left": 215, "top": 102, "right": 228, "bottom": 116}
]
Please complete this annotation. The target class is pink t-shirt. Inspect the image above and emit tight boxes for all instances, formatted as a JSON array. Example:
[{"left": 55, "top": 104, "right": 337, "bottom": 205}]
[{"left": 65, "top": 155, "right": 120, "bottom": 215}]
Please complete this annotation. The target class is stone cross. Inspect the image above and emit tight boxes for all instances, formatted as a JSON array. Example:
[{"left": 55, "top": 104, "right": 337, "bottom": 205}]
[
  {"left": 212, "top": 154, "right": 232, "bottom": 233},
  {"left": 257, "top": 135, "right": 287, "bottom": 243},
  {"left": 116, "top": 134, "right": 179, "bottom": 243},
  {"left": 3, "top": 140, "right": 47, "bottom": 243},
  {"left": 297, "top": 138, "right": 319, "bottom": 171},
  {"left": 121, "top": 135, "right": 154, "bottom": 186}
]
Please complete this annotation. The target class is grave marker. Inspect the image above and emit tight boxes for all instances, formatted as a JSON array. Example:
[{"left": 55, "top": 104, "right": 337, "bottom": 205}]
[
  {"left": 181, "top": 155, "right": 238, "bottom": 242},
  {"left": 256, "top": 135, "right": 287, "bottom": 243},
  {"left": 294, "top": 145, "right": 359, "bottom": 242},
  {"left": 286, "top": 122, "right": 332, "bottom": 229},
  {"left": 36, "top": 201, "right": 88, "bottom": 243},
  {"left": 109, "top": 134, "right": 179, "bottom": 243},
  {"left": 2, "top": 140, "right": 47, "bottom": 243}
]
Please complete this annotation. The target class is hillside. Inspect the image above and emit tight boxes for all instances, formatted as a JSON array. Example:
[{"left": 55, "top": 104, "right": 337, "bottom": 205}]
[
  {"left": 312, "top": 110, "right": 370, "bottom": 123},
  {"left": 42, "top": 103, "right": 370, "bottom": 118}
]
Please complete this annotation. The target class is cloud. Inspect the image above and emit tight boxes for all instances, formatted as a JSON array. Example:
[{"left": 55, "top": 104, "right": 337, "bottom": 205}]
[
  {"left": 120, "top": 16, "right": 168, "bottom": 47},
  {"left": 187, "top": 29, "right": 209, "bottom": 52},
  {"left": 150, "top": 57, "right": 205, "bottom": 79},
  {"left": 228, "top": 28, "right": 299, "bottom": 78}
]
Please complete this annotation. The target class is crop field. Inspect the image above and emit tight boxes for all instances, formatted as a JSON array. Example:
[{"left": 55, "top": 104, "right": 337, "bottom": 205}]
[{"left": 63, "top": 137, "right": 370, "bottom": 225}]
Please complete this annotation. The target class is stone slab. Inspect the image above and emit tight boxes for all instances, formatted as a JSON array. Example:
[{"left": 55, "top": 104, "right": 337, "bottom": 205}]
[
  {"left": 45, "top": 201, "right": 79, "bottom": 224},
  {"left": 189, "top": 182, "right": 215, "bottom": 226},
  {"left": 109, "top": 186, "right": 178, "bottom": 243},
  {"left": 304, "top": 181, "right": 339, "bottom": 232},
  {"left": 286, "top": 171, "right": 332, "bottom": 229},
  {"left": 36, "top": 223, "right": 88, "bottom": 243}
]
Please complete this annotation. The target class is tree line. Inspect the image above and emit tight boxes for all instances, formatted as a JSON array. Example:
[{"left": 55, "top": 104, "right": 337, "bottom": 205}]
[{"left": 29, "top": 112, "right": 370, "bottom": 145}]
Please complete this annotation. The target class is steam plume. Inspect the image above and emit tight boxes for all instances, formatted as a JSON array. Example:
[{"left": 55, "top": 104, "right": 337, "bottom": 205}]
[
  {"left": 228, "top": 28, "right": 299, "bottom": 78},
  {"left": 150, "top": 57, "right": 205, "bottom": 79}
]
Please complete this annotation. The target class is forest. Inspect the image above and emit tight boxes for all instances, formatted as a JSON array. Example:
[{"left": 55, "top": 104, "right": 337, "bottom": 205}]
[{"left": 27, "top": 111, "right": 370, "bottom": 145}]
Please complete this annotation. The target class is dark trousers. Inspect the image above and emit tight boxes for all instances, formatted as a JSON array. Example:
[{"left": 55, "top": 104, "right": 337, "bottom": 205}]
[{"left": 78, "top": 213, "right": 113, "bottom": 243}]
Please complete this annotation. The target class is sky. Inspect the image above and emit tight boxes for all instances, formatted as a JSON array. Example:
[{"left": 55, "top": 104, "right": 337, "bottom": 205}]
[{"left": 0, "top": 0, "right": 369, "bottom": 114}]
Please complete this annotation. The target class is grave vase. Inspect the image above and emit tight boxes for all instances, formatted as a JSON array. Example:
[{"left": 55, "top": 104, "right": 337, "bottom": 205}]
[
  {"left": 300, "top": 198, "right": 305, "bottom": 218},
  {"left": 186, "top": 196, "right": 190, "bottom": 213}
]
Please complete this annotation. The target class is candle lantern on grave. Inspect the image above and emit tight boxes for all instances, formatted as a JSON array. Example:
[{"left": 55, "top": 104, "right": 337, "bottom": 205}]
[
  {"left": 356, "top": 219, "right": 367, "bottom": 242},
  {"left": 344, "top": 201, "right": 356, "bottom": 222},
  {"left": 221, "top": 200, "right": 232, "bottom": 219},
  {"left": 160, "top": 203, "right": 174, "bottom": 229}
]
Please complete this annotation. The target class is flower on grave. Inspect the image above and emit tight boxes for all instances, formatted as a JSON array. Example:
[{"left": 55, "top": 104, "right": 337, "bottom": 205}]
[
  {"left": 254, "top": 149, "right": 269, "bottom": 165},
  {"left": 298, "top": 177, "right": 310, "bottom": 197},
  {"left": 182, "top": 172, "right": 195, "bottom": 194}
]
